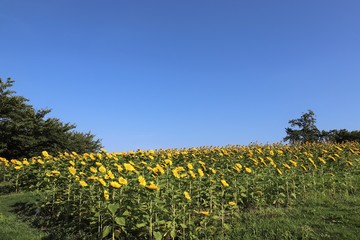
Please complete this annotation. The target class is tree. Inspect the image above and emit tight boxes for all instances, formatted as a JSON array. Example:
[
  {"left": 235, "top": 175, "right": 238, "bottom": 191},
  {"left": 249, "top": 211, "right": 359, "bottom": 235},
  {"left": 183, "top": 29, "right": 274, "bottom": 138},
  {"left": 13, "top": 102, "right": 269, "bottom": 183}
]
[
  {"left": 283, "top": 110, "right": 321, "bottom": 144},
  {"left": 325, "top": 129, "right": 360, "bottom": 143},
  {"left": 0, "top": 77, "right": 102, "bottom": 159}
]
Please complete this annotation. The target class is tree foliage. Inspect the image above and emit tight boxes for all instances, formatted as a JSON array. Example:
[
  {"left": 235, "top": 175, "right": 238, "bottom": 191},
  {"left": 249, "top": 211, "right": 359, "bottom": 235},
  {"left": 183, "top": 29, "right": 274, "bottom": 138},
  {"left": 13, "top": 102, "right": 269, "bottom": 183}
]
[
  {"left": 0, "top": 78, "right": 102, "bottom": 159},
  {"left": 283, "top": 110, "right": 321, "bottom": 144},
  {"left": 284, "top": 110, "right": 360, "bottom": 144},
  {"left": 325, "top": 129, "right": 360, "bottom": 143}
]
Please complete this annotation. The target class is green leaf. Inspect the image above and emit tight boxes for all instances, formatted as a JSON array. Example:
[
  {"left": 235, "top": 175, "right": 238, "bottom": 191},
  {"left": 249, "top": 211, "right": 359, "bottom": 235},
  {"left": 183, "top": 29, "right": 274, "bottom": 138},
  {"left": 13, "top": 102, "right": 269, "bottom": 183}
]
[
  {"left": 115, "top": 217, "right": 126, "bottom": 226},
  {"left": 136, "top": 222, "right": 147, "bottom": 229},
  {"left": 239, "top": 186, "right": 246, "bottom": 192},
  {"left": 102, "top": 226, "right": 111, "bottom": 239},
  {"left": 122, "top": 210, "right": 131, "bottom": 216},
  {"left": 153, "top": 231, "right": 162, "bottom": 240},
  {"left": 212, "top": 215, "right": 221, "bottom": 220},
  {"left": 170, "top": 230, "right": 176, "bottom": 238},
  {"left": 157, "top": 220, "right": 166, "bottom": 225},
  {"left": 165, "top": 221, "right": 172, "bottom": 228},
  {"left": 223, "top": 223, "right": 231, "bottom": 231},
  {"left": 180, "top": 223, "right": 187, "bottom": 229},
  {"left": 108, "top": 203, "right": 119, "bottom": 215}
]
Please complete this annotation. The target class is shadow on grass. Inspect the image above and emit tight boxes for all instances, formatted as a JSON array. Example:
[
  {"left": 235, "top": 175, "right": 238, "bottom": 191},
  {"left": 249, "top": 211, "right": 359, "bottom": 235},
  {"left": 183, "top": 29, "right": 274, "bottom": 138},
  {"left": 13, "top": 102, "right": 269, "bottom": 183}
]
[
  {"left": 0, "top": 182, "right": 16, "bottom": 195},
  {"left": 10, "top": 200, "right": 81, "bottom": 240}
]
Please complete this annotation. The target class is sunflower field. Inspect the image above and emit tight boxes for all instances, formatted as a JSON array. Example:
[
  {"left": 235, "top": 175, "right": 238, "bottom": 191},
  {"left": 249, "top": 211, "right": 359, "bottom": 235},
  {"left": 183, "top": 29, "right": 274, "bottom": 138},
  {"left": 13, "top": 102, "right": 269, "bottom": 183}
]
[{"left": 1, "top": 142, "right": 359, "bottom": 239}]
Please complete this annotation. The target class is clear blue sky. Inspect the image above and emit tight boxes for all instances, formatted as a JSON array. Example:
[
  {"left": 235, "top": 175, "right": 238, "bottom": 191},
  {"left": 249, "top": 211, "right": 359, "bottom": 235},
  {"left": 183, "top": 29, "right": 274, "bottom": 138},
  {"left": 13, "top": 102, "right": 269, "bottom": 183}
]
[{"left": 1, "top": 0, "right": 359, "bottom": 152}]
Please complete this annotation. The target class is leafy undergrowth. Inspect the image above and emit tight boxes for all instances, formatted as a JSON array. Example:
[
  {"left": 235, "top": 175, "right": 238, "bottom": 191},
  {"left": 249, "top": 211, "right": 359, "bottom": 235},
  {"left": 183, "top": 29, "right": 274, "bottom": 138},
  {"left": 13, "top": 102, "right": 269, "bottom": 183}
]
[{"left": 1, "top": 184, "right": 359, "bottom": 240}]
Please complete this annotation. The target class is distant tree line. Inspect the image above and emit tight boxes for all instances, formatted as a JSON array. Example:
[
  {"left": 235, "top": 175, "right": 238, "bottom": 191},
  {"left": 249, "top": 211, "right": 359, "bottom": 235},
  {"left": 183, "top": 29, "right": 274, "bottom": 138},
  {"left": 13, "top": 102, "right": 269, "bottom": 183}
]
[
  {"left": 284, "top": 110, "right": 360, "bottom": 144},
  {"left": 0, "top": 78, "right": 102, "bottom": 159}
]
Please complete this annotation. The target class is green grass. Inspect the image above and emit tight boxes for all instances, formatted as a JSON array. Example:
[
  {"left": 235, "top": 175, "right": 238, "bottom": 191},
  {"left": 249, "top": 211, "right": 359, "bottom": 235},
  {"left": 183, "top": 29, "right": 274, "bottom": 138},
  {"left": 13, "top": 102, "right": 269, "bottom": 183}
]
[
  {"left": 230, "top": 171, "right": 360, "bottom": 240},
  {"left": 228, "top": 191, "right": 360, "bottom": 240},
  {"left": 0, "top": 188, "right": 46, "bottom": 240}
]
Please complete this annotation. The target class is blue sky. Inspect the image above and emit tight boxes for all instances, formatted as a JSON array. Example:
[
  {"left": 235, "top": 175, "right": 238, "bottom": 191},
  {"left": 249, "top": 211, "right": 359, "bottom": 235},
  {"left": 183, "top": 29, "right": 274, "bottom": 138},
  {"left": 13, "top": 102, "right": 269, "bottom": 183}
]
[{"left": 1, "top": 0, "right": 359, "bottom": 152}]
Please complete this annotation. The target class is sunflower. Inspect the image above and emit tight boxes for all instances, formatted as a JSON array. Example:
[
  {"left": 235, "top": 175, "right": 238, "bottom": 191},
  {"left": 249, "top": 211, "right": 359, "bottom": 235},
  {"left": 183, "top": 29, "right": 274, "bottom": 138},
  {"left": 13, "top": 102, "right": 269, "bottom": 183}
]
[
  {"left": 221, "top": 179, "right": 229, "bottom": 187},
  {"left": 118, "top": 177, "right": 128, "bottom": 185},
  {"left": 138, "top": 176, "right": 146, "bottom": 186},
  {"left": 79, "top": 180, "right": 88, "bottom": 187},
  {"left": 184, "top": 191, "right": 191, "bottom": 201},
  {"left": 98, "top": 165, "right": 106, "bottom": 173},
  {"left": 110, "top": 181, "right": 121, "bottom": 189},
  {"left": 103, "top": 190, "right": 109, "bottom": 200},
  {"left": 68, "top": 166, "right": 76, "bottom": 175},
  {"left": 146, "top": 181, "right": 160, "bottom": 191}
]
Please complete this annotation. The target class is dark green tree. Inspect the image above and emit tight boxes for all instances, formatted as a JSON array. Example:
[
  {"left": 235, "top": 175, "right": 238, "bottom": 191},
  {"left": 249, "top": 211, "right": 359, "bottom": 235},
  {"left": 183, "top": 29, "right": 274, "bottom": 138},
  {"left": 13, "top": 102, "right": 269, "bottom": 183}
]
[
  {"left": 0, "top": 77, "right": 102, "bottom": 159},
  {"left": 283, "top": 110, "right": 321, "bottom": 144},
  {"left": 325, "top": 129, "right": 360, "bottom": 143}
]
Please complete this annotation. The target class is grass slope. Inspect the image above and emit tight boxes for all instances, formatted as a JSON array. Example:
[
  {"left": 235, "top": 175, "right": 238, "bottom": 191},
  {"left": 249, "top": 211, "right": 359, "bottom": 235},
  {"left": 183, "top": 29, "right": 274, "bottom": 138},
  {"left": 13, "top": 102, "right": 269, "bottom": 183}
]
[
  {"left": 0, "top": 189, "right": 46, "bottom": 240},
  {"left": 231, "top": 192, "right": 360, "bottom": 240}
]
